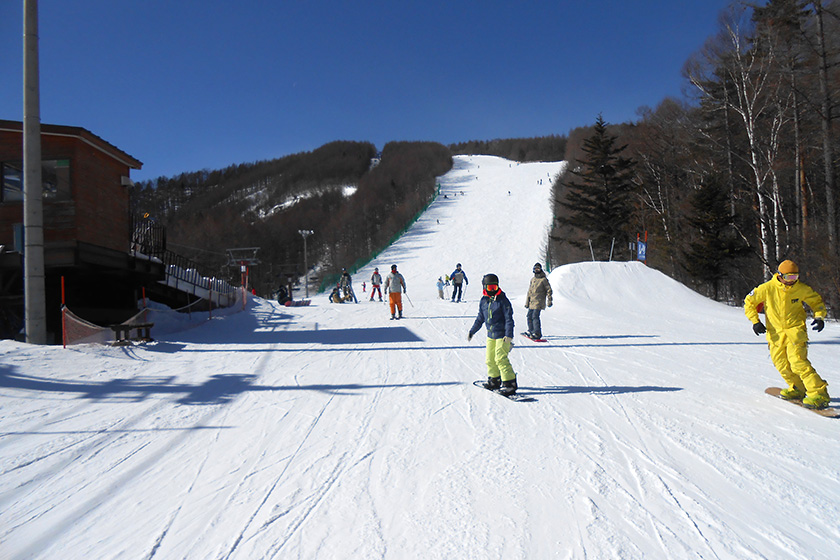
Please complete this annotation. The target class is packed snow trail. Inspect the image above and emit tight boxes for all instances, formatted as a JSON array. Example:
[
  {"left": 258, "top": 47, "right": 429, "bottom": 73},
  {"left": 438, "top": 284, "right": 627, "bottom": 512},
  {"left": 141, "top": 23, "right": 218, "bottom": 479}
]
[{"left": 1, "top": 156, "right": 839, "bottom": 560}]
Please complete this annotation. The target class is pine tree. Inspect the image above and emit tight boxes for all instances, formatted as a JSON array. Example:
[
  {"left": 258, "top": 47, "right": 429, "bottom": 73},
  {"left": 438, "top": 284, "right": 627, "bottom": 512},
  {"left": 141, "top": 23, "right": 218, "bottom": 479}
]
[
  {"left": 557, "top": 115, "right": 637, "bottom": 259},
  {"left": 682, "top": 177, "right": 750, "bottom": 300}
]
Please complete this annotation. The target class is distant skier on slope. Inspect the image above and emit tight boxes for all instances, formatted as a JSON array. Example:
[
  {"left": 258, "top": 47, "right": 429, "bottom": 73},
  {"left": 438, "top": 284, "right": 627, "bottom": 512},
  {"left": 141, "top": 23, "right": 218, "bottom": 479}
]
[
  {"left": 468, "top": 273, "right": 517, "bottom": 395},
  {"left": 449, "top": 263, "right": 468, "bottom": 302},
  {"left": 370, "top": 267, "right": 383, "bottom": 302},
  {"left": 524, "top": 263, "right": 552, "bottom": 340},
  {"left": 384, "top": 264, "right": 407, "bottom": 320},
  {"left": 744, "top": 259, "right": 830, "bottom": 409}
]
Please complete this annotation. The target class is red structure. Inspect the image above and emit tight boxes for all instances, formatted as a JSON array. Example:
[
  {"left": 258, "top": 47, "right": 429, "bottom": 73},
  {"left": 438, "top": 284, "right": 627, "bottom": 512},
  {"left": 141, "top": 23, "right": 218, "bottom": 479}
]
[{"left": 0, "top": 120, "right": 164, "bottom": 341}]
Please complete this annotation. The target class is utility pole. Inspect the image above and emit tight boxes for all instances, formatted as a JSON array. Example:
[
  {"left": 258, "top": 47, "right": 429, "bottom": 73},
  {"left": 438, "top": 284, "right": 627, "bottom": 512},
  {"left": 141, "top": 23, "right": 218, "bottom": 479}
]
[
  {"left": 23, "top": 0, "right": 46, "bottom": 344},
  {"left": 298, "top": 230, "right": 313, "bottom": 298}
]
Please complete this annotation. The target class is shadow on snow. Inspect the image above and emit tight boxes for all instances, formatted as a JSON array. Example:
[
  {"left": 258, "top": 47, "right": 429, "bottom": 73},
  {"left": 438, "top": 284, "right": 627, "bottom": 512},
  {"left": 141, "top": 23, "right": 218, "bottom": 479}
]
[{"left": 0, "top": 365, "right": 457, "bottom": 407}]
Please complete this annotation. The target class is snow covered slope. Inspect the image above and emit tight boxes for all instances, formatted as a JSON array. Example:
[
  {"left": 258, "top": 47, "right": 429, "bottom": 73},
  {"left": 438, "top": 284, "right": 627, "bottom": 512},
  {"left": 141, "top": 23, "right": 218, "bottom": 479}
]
[{"left": 1, "top": 156, "right": 839, "bottom": 560}]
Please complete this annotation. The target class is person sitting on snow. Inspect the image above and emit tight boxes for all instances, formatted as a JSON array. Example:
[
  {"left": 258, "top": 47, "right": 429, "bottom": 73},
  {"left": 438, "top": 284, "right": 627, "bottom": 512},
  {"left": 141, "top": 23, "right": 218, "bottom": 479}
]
[{"left": 339, "top": 268, "right": 357, "bottom": 303}]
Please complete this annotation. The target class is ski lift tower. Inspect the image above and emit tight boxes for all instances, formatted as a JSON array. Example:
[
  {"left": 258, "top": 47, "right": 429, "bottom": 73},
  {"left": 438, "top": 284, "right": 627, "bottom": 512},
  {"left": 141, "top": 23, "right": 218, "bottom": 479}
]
[{"left": 226, "top": 247, "right": 260, "bottom": 297}]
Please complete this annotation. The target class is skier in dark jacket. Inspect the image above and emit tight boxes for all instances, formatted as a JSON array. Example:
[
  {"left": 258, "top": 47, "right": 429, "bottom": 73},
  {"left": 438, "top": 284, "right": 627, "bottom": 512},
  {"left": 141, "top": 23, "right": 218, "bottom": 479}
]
[
  {"left": 339, "top": 268, "right": 357, "bottom": 303},
  {"left": 468, "top": 273, "right": 517, "bottom": 395},
  {"left": 449, "top": 263, "right": 469, "bottom": 302},
  {"left": 524, "top": 262, "right": 553, "bottom": 339}
]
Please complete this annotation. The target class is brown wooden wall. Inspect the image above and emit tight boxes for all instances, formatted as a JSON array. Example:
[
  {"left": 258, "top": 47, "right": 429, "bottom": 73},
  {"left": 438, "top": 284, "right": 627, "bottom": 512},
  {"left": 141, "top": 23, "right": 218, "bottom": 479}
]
[{"left": 0, "top": 129, "right": 133, "bottom": 254}]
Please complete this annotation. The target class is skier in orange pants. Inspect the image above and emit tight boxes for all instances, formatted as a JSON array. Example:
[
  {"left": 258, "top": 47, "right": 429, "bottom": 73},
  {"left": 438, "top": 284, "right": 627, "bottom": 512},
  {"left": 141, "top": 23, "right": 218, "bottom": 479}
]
[{"left": 384, "top": 264, "right": 406, "bottom": 320}]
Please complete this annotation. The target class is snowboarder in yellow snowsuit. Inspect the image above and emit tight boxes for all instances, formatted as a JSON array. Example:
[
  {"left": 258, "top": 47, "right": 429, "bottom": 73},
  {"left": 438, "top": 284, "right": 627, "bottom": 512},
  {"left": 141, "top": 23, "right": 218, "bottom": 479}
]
[{"left": 744, "top": 260, "right": 830, "bottom": 409}]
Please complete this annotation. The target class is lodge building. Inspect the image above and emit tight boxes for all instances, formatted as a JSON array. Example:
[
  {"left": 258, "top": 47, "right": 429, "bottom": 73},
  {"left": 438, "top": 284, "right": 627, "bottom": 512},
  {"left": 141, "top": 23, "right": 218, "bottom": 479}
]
[{"left": 0, "top": 120, "right": 165, "bottom": 341}]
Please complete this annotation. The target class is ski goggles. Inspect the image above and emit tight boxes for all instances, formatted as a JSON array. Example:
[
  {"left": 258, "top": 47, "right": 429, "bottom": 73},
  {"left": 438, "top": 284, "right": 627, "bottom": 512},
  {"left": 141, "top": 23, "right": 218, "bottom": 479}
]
[
  {"left": 780, "top": 273, "right": 799, "bottom": 282},
  {"left": 484, "top": 284, "right": 499, "bottom": 292}
]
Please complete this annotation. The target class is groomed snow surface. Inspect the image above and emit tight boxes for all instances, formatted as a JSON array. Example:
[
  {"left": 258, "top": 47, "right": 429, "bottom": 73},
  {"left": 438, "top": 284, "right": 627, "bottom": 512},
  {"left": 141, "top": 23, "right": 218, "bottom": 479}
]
[{"left": 2, "top": 156, "right": 839, "bottom": 559}]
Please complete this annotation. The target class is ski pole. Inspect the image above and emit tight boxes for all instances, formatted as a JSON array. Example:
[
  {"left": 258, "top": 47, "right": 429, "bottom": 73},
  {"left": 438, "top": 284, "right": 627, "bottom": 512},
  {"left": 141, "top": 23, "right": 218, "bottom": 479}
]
[{"left": 404, "top": 292, "right": 414, "bottom": 307}]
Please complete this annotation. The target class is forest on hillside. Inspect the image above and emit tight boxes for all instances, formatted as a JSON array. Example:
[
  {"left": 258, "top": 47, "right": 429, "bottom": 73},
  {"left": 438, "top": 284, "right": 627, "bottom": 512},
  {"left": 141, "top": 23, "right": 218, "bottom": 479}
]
[
  {"left": 550, "top": 0, "right": 840, "bottom": 315},
  {"left": 129, "top": 141, "right": 452, "bottom": 296},
  {"left": 449, "top": 135, "right": 567, "bottom": 162}
]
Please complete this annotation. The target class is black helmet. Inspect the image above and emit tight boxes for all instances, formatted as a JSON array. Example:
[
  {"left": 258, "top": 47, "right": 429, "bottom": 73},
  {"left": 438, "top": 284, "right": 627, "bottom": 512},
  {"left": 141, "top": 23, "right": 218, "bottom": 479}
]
[
  {"left": 533, "top": 262, "right": 542, "bottom": 273},
  {"left": 391, "top": 264, "right": 398, "bottom": 271},
  {"left": 482, "top": 273, "right": 500, "bottom": 296},
  {"left": 456, "top": 263, "right": 462, "bottom": 268}
]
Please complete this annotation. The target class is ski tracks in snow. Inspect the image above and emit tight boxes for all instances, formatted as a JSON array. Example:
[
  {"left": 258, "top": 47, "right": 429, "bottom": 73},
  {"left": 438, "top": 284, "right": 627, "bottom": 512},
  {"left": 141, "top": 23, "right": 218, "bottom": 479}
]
[{"left": 220, "top": 332, "right": 395, "bottom": 558}]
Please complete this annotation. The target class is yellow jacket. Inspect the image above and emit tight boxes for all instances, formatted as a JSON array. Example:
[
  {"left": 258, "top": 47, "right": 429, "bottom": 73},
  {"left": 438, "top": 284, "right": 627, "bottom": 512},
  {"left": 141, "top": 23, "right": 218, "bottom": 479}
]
[{"left": 744, "top": 275, "right": 827, "bottom": 332}]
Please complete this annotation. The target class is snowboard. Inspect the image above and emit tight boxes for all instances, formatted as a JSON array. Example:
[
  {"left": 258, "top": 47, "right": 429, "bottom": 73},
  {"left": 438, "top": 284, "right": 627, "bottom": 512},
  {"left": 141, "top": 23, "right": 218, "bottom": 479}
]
[
  {"left": 521, "top": 332, "right": 547, "bottom": 343},
  {"left": 284, "top": 299, "right": 311, "bottom": 307},
  {"left": 764, "top": 387, "right": 839, "bottom": 418},
  {"left": 472, "top": 380, "right": 536, "bottom": 402}
]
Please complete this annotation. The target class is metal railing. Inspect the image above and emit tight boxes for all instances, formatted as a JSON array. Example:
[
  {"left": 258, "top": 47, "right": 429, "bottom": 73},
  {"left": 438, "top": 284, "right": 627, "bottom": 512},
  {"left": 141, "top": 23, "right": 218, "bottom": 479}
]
[
  {"left": 160, "top": 250, "right": 238, "bottom": 308},
  {"left": 130, "top": 217, "right": 166, "bottom": 257}
]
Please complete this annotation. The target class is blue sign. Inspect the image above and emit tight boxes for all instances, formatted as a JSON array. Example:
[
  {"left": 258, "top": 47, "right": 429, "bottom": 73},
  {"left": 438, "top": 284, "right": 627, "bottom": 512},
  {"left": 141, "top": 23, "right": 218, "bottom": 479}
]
[{"left": 637, "top": 241, "right": 647, "bottom": 261}]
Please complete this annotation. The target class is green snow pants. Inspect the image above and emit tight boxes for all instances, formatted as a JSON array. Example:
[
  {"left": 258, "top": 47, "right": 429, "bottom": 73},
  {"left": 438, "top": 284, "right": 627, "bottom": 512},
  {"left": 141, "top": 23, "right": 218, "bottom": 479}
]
[{"left": 485, "top": 337, "right": 516, "bottom": 382}]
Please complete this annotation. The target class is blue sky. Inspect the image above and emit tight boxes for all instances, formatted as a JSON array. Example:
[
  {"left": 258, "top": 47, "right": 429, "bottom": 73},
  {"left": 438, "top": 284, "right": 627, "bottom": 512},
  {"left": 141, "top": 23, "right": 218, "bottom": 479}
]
[{"left": 2, "top": 1, "right": 735, "bottom": 182}]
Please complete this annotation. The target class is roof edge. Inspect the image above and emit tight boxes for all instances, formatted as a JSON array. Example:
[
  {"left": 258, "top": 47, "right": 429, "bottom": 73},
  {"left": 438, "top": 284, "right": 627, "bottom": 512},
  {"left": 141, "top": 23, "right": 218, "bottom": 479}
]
[{"left": 0, "top": 119, "right": 143, "bottom": 170}]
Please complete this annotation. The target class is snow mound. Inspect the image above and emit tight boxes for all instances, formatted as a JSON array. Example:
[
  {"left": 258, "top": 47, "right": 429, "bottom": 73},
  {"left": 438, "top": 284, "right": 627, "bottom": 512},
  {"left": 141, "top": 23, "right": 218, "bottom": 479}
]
[{"left": 549, "top": 261, "right": 722, "bottom": 309}]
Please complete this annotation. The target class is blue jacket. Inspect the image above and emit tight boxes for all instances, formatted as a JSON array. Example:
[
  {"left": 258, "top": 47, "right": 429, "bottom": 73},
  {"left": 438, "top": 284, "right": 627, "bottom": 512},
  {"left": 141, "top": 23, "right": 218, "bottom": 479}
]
[
  {"left": 450, "top": 269, "right": 468, "bottom": 285},
  {"left": 469, "top": 291, "right": 514, "bottom": 339}
]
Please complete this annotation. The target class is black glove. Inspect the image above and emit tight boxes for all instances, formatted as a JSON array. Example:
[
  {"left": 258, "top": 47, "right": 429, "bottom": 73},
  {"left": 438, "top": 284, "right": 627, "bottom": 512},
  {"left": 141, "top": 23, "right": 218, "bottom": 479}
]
[
  {"left": 752, "top": 322, "right": 766, "bottom": 335},
  {"left": 467, "top": 332, "right": 474, "bottom": 342},
  {"left": 812, "top": 318, "right": 825, "bottom": 332}
]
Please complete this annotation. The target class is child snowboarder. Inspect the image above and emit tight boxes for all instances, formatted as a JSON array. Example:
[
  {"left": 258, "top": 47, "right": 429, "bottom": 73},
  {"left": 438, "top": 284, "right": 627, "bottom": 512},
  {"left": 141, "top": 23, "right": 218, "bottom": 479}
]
[
  {"left": 468, "top": 273, "right": 517, "bottom": 395},
  {"left": 744, "top": 259, "right": 830, "bottom": 409},
  {"left": 436, "top": 277, "right": 446, "bottom": 299}
]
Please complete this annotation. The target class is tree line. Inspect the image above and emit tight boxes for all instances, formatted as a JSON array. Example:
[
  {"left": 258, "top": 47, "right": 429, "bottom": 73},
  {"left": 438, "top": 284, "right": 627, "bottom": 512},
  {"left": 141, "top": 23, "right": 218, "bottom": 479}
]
[
  {"left": 130, "top": 141, "right": 453, "bottom": 295},
  {"left": 450, "top": 135, "right": 567, "bottom": 162},
  {"left": 550, "top": 0, "right": 839, "bottom": 315}
]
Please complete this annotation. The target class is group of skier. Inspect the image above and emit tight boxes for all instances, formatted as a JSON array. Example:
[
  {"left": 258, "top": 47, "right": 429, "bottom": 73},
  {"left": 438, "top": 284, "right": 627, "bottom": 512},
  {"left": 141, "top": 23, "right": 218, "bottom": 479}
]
[
  {"left": 335, "top": 265, "right": 407, "bottom": 320},
  {"left": 468, "top": 258, "right": 831, "bottom": 405},
  {"left": 435, "top": 264, "right": 469, "bottom": 302},
  {"left": 366, "top": 265, "right": 408, "bottom": 319},
  {"left": 331, "top": 257, "right": 831, "bottom": 407}
]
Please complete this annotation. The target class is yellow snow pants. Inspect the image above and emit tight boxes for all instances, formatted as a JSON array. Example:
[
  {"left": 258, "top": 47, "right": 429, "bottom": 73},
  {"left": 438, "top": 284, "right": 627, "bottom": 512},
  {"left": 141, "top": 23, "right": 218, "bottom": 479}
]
[
  {"left": 485, "top": 337, "right": 516, "bottom": 382},
  {"left": 767, "top": 327, "right": 829, "bottom": 398}
]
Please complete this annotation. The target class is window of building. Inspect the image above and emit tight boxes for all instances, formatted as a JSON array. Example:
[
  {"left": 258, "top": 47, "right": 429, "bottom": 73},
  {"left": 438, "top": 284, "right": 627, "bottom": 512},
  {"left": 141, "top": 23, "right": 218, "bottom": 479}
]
[
  {"left": 0, "top": 159, "right": 71, "bottom": 202},
  {"left": 43, "top": 159, "right": 71, "bottom": 199},
  {"left": 1, "top": 161, "right": 23, "bottom": 202}
]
